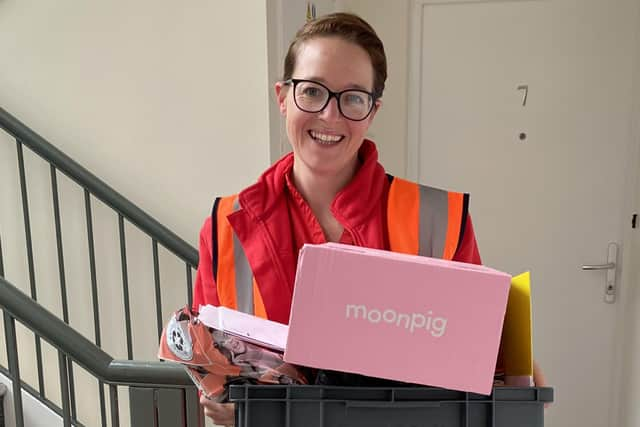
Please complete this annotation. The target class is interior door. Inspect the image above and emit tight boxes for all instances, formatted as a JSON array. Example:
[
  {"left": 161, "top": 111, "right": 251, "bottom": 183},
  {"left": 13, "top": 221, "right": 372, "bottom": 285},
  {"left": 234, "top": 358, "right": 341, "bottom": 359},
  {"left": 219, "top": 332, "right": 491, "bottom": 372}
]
[{"left": 410, "top": 0, "right": 639, "bottom": 426}]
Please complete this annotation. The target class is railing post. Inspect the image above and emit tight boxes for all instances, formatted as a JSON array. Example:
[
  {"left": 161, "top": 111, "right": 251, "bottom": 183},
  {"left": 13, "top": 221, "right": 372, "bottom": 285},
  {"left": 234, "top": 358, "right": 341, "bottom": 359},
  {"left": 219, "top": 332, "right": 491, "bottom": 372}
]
[
  {"left": 16, "top": 141, "right": 46, "bottom": 398},
  {"left": 186, "top": 264, "right": 193, "bottom": 310},
  {"left": 0, "top": 233, "right": 5, "bottom": 277},
  {"left": 58, "top": 351, "right": 71, "bottom": 427},
  {"left": 3, "top": 312, "right": 24, "bottom": 427},
  {"left": 110, "top": 384, "right": 120, "bottom": 427},
  {"left": 153, "top": 240, "right": 163, "bottom": 341},
  {"left": 51, "top": 165, "right": 77, "bottom": 421},
  {"left": 85, "top": 189, "right": 108, "bottom": 427},
  {"left": 118, "top": 215, "right": 134, "bottom": 360}
]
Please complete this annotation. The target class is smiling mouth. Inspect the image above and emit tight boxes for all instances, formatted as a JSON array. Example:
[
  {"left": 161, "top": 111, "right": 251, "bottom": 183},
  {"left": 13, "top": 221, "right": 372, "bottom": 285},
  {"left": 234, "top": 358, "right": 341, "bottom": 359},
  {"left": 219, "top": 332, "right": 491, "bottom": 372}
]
[{"left": 309, "top": 130, "right": 344, "bottom": 145}]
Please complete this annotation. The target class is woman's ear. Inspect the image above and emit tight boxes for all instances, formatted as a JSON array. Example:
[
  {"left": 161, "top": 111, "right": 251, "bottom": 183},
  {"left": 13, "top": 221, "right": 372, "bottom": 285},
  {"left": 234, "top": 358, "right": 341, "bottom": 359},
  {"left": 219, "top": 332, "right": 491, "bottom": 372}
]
[
  {"left": 368, "top": 98, "right": 383, "bottom": 122},
  {"left": 274, "top": 82, "right": 288, "bottom": 116}
]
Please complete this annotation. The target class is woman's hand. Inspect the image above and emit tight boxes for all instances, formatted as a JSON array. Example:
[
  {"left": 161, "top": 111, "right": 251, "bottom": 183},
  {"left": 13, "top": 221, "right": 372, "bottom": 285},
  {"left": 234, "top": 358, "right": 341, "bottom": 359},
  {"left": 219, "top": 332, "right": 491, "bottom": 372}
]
[
  {"left": 533, "top": 359, "right": 551, "bottom": 409},
  {"left": 199, "top": 395, "right": 235, "bottom": 426},
  {"left": 533, "top": 359, "right": 546, "bottom": 387}
]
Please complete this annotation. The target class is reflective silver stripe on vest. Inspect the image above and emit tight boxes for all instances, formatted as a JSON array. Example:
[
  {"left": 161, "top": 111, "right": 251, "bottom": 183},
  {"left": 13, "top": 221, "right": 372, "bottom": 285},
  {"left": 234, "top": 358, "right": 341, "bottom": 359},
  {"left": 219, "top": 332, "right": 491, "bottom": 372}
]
[
  {"left": 419, "top": 185, "right": 448, "bottom": 258},
  {"left": 232, "top": 198, "right": 254, "bottom": 315}
]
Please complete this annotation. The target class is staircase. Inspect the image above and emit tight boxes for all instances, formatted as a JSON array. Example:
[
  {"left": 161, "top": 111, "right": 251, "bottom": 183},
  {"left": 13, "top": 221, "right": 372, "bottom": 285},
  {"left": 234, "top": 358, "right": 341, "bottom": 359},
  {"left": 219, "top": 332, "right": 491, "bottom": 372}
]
[{"left": 0, "top": 107, "right": 202, "bottom": 427}]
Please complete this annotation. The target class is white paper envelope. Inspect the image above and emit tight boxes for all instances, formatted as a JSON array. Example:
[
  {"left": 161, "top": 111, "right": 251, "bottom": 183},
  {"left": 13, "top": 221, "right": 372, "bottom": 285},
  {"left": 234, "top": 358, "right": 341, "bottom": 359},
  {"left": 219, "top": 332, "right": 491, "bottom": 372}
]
[{"left": 198, "top": 305, "right": 288, "bottom": 352}]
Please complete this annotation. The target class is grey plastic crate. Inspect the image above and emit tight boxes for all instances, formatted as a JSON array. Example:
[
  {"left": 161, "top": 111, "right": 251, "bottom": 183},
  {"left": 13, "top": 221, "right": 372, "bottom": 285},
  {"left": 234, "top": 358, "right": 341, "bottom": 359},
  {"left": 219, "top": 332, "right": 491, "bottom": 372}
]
[{"left": 229, "top": 385, "right": 553, "bottom": 427}]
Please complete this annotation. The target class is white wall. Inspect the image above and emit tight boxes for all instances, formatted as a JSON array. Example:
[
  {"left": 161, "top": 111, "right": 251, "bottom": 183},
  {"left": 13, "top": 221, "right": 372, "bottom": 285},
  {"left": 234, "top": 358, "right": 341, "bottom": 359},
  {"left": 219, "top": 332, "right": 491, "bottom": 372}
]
[
  {"left": 0, "top": 1, "right": 271, "bottom": 242},
  {"left": 0, "top": 1, "right": 271, "bottom": 426}
]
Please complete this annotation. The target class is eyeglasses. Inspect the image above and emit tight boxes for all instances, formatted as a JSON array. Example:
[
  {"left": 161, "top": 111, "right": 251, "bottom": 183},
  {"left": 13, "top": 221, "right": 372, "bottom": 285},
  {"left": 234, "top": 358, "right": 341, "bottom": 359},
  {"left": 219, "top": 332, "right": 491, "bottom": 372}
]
[{"left": 283, "top": 79, "right": 377, "bottom": 121}]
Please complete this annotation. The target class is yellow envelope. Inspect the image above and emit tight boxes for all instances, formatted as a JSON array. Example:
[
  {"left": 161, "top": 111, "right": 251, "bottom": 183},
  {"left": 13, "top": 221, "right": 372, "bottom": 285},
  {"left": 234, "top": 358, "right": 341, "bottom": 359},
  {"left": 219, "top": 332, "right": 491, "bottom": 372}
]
[{"left": 500, "top": 271, "right": 533, "bottom": 384}]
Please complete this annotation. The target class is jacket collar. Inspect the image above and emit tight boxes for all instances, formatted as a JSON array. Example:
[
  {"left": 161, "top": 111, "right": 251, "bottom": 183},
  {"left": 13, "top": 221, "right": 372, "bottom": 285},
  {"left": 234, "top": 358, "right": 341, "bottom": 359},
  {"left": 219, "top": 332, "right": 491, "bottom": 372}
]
[{"left": 238, "top": 139, "right": 387, "bottom": 228}]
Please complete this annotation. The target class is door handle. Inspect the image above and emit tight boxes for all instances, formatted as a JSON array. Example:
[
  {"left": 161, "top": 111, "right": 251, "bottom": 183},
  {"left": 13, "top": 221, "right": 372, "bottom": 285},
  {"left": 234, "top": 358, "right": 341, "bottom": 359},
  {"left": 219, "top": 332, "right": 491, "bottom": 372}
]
[
  {"left": 581, "top": 243, "right": 618, "bottom": 303},
  {"left": 581, "top": 262, "right": 615, "bottom": 271}
]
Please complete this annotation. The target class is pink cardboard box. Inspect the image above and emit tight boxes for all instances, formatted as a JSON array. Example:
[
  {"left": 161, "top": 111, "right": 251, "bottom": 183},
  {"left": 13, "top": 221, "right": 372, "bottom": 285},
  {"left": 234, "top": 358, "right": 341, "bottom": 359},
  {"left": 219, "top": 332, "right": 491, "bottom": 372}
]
[{"left": 284, "top": 243, "right": 511, "bottom": 395}]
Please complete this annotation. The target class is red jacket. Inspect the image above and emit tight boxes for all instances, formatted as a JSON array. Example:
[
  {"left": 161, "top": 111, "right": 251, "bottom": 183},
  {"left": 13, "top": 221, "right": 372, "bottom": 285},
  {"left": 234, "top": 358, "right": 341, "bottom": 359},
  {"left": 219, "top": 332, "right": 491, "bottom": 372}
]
[{"left": 193, "top": 140, "right": 481, "bottom": 324}]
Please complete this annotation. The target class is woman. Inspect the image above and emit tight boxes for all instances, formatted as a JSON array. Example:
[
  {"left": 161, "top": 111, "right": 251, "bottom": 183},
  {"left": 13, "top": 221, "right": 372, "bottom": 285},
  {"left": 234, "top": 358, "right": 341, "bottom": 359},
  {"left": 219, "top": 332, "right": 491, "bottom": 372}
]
[{"left": 193, "top": 12, "right": 538, "bottom": 425}]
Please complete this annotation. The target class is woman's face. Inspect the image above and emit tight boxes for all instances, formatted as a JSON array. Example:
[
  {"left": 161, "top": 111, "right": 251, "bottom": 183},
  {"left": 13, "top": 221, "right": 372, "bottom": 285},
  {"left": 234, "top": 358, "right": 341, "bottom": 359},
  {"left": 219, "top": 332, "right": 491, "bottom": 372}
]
[{"left": 275, "top": 37, "right": 380, "bottom": 178}]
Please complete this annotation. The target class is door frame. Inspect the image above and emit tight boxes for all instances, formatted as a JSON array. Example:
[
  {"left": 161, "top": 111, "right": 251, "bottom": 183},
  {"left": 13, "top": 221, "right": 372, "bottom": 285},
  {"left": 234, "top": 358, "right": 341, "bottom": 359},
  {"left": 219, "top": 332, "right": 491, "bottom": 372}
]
[
  {"left": 613, "top": 13, "right": 640, "bottom": 425},
  {"left": 406, "top": 1, "right": 640, "bottom": 425}
]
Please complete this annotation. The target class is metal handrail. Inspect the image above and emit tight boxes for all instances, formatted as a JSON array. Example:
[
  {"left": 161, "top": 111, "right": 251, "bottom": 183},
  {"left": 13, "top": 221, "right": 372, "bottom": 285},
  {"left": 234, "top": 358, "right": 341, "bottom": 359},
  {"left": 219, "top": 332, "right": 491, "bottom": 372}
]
[
  {"left": 0, "top": 276, "right": 190, "bottom": 387},
  {"left": 0, "top": 106, "right": 198, "bottom": 267}
]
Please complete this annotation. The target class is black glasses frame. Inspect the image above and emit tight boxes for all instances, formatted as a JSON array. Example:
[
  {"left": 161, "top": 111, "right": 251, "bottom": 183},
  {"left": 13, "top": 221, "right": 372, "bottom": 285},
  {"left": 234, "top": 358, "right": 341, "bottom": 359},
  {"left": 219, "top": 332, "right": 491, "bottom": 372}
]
[{"left": 283, "top": 78, "right": 378, "bottom": 122}]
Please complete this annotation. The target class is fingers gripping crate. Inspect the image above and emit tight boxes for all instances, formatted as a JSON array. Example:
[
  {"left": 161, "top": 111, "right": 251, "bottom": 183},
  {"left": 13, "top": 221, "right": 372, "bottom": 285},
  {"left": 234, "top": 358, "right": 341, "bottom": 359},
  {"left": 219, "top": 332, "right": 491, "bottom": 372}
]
[{"left": 229, "top": 385, "right": 553, "bottom": 427}]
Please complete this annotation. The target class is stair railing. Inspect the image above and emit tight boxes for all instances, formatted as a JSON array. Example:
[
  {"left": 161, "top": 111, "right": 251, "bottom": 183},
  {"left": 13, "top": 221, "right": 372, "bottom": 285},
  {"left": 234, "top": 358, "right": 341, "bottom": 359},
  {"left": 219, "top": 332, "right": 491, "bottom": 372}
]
[{"left": 0, "top": 106, "right": 201, "bottom": 426}]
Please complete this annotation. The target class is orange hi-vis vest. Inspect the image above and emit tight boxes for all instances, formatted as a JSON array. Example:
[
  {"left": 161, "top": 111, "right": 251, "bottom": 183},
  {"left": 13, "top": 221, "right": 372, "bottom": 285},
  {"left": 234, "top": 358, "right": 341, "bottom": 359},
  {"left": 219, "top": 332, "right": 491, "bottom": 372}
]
[{"left": 210, "top": 175, "right": 469, "bottom": 317}]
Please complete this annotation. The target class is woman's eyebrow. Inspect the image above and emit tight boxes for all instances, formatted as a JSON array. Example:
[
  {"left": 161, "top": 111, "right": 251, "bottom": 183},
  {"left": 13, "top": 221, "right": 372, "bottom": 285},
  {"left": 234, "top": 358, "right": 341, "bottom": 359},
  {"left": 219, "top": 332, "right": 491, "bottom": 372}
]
[{"left": 304, "top": 76, "right": 370, "bottom": 92}]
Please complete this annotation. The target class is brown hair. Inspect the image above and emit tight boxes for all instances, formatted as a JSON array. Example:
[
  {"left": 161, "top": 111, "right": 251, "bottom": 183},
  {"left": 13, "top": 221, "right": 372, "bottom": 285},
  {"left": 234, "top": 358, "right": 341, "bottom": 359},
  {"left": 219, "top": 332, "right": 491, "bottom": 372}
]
[{"left": 282, "top": 12, "right": 387, "bottom": 98}]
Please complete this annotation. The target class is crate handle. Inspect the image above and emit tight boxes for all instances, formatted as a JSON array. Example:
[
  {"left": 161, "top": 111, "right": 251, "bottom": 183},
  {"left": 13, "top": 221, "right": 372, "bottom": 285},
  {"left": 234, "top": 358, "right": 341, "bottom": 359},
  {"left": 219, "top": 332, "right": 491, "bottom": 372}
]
[{"left": 346, "top": 401, "right": 442, "bottom": 409}]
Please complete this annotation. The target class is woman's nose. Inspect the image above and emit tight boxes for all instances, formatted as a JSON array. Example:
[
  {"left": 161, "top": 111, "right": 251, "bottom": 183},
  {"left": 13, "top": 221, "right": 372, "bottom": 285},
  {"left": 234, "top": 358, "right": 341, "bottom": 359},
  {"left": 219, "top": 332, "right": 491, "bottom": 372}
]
[{"left": 318, "top": 96, "right": 341, "bottom": 121}]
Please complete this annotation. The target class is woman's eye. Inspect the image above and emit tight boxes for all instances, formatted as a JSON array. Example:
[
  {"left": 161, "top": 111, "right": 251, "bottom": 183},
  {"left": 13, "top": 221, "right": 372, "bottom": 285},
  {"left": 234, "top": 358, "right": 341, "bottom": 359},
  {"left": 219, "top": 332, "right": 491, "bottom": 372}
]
[
  {"left": 302, "top": 87, "right": 321, "bottom": 97},
  {"left": 345, "top": 93, "right": 366, "bottom": 105}
]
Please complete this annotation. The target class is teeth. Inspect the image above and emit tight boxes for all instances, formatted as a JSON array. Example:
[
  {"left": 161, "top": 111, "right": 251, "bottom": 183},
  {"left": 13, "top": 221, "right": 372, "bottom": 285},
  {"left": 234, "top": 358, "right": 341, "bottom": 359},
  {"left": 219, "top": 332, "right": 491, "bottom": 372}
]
[{"left": 310, "top": 131, "right": 343, "bottom": 143}]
